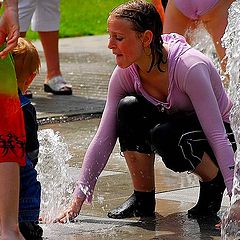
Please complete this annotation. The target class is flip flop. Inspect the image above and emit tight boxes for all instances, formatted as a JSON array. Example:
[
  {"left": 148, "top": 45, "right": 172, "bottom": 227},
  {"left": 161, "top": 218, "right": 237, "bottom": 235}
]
[{"left": 44, "top": 76, "right": 72, "bottom": 95}]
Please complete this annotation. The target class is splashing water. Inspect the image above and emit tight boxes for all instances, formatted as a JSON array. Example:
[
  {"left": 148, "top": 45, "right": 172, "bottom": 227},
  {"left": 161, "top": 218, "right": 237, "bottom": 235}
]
[
  {"left": 187, "top": 23, "right": 221, "bottom": 72},
  {"left": 36, "top": 129, "right": 75, "bottom": 223},
  {"left": 220, "top": 1, "right": 240, "bottom": 239}
]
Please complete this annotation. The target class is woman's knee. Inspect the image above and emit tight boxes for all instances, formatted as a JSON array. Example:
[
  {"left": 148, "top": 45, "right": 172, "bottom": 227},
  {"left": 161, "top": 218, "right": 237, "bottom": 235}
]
[
  {"left": 117, "top": 95, "right": 141, "bottom": 122},
  {"left": 117, "top": 95, "right": 154, "bottom": 154},
  {"left": 150, "top": 122, "right": 172, "bottom": 151},
  {"left": 150, "top": 122, "right": 199, "bottom": 172}
]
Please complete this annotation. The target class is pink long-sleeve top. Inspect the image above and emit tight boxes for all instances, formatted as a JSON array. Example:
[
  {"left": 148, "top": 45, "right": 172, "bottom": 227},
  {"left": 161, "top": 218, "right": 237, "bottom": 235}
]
[{"left": 74, "top": 33, "right": 235, "bottom": 202}]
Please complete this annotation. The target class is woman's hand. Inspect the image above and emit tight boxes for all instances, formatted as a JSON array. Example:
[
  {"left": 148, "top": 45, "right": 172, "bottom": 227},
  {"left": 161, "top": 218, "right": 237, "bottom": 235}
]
[
  {"left": 55, "top": 197, "right": 85, "bottom": 223},
  {"left": 0, "top": 1, "right": 19, "bottom": 58}
]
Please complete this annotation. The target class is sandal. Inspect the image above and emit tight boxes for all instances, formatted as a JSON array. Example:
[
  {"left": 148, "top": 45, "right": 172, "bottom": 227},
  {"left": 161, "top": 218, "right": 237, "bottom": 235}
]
[{"left": 44, "top": 76, "right": 72, "bottom": 95}]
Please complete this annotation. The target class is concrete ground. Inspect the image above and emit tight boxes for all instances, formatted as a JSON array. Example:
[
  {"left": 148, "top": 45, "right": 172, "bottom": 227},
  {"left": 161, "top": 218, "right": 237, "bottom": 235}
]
[{"left": 30, "top": 35, "right": 229, "bottom": 239}]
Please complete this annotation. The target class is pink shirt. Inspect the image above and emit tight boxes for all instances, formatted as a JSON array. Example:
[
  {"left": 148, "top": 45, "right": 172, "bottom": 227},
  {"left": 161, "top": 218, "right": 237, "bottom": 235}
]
[
  {"left": 74, "top": 33, "right": 235, "bottom": 202},
  {"left": 174, "top": 0, "right": 219, "bottom": 19}
]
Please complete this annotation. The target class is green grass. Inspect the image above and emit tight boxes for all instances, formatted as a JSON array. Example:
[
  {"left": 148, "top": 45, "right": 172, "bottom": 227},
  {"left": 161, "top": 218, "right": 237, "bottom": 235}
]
[{"left": 26, "top": 0, "right": 128, "bottom": 39}]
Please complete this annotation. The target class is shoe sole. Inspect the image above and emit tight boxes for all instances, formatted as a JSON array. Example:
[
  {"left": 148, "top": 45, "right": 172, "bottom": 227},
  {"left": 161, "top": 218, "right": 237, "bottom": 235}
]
[{"left": 44, "top": 84, "right": 72, "bottom": 95}]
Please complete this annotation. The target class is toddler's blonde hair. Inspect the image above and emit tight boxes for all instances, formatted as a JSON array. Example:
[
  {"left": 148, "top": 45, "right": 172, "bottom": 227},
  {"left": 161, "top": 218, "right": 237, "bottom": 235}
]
[{"left": 12, "top": 37, "right": 41, "bottom": 86}]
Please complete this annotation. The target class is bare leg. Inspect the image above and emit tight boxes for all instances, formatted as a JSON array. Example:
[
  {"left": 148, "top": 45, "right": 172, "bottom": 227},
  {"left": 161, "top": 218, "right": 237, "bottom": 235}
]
[
  {"left": 107, "top": 151, "right": 155, "bottom": 218},
  {"left": 20, "top": 31, "right": 61, "bottom": 81},
  {"left": 164, "top": 0, "right": 234, "bottom": 77},
  {"left": 38, "top": 31, "right": 61, "bottom": 82},
  {"left": 163, "top": 0, "right": 197, "bottom": 42},
  {"left": 21, "top": 31, "right": 71, "bottom": 95},
  {"left": 0, "top": 162, "right": 25, "bottom": 240},
  {"left": 201, "top": 0, "right": 234, "bottom": 75},
  {"left": 124, "top": 151, "right": 155, "bottom": 192},
  {"left": 193, "top": 152, "right": 218, "bottom": 181},
  {"left": 124, "top": 150, "right": 218, "bottom": 190}
]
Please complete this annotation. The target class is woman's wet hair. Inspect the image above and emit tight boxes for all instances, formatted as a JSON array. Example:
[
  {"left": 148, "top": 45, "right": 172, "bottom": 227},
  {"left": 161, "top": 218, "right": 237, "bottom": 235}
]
[{"left": 109, "top": 0, "right": 165, "bottom": 72}]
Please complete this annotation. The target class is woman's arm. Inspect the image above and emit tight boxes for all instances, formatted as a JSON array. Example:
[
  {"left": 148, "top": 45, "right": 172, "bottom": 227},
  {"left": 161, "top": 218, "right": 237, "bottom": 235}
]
[
  {"left": 183, "top": 62, "right": 235, "bottom": 195},
  {"left": 73, "top": 66, "right": 133, "bottom": 202},
  {"left": 56, "top": 67, "right": 134, "bottom": 222}
]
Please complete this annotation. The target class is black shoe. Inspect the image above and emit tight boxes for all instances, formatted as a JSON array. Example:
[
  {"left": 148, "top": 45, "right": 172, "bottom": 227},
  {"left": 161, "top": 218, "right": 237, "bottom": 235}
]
[
  {"left": 108, "top": 190, "right": 155, "bottom": 219},
  {"left": 19, "top": 221, "right": 43, "bottom": 240},
  {"left": 188, "top": 171, "right": 226, "bottom": 218}
]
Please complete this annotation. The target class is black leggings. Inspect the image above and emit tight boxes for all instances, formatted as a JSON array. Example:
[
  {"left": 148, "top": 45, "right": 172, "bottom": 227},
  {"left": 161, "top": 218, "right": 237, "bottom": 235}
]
[{"left": 117, "top": 95, "right": 237, "bottom": 173}]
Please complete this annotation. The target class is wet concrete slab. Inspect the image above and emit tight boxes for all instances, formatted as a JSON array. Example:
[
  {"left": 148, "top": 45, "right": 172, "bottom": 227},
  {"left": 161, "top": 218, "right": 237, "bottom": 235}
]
[{"left": 31, "top": 35, "right": 113, "bottom": 120}]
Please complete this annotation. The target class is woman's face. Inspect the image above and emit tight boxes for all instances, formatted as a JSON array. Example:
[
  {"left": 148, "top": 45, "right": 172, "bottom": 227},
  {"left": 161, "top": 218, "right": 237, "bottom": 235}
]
[{"left": 107, "top": 16, "right": 145, "bottom": 68}]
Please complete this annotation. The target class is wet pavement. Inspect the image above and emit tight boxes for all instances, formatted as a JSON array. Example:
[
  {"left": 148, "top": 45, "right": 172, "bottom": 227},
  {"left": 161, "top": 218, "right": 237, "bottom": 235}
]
[
  {"left": 31, "top": 35, "right": 112, "bottom": 121},
  {"left": 30, "top": 35, "right": 229, "bottom": 239}
]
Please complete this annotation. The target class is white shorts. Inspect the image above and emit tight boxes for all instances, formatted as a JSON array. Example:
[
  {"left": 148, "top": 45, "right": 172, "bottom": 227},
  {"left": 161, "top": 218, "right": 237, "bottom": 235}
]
[{"left": 18, "top": 0, "right": 60, "bottom": 32}]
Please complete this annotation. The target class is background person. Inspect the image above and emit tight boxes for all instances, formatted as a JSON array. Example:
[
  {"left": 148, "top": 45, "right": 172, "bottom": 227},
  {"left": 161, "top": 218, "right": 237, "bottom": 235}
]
[
  {"left": 18, "top": 0, "right": 72, "bottom": 96},
  {"left": 0, "top": 1, "right": 26, "bottom": 239}
]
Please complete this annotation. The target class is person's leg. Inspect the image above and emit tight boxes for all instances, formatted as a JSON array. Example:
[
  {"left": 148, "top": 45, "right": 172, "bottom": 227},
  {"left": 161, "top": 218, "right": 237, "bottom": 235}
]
[
  {"left": 38, "top": 31, "right": 61, "bottom": 81},
  {"left": 108, "top": 95, "right": 164, "bottom": 219},
  {"left": 15, "top": 23, "right": 55, "bottom": 83},
  {"left": 188, "top": 122, "right": 237, "bottom": 217},
  {"left": 124, "top": 151, "right": 155, "bottom": 192},
  {"left": 201, "top": 0, "right": 234, "bottom": 75},
  {"left": 163, "top": 0, "right": 197, "bottom": 42},
  {"left": 32, "top": 0, "right": 61, "bottom": 81},
  {"left": 19, "top": 159, "right": 42, "bottom": 239},
  {"left": 32, "top": 0, "right": 72, "bottom": 94},
  {"left": 0, "top": 162, "right": 25, "bottom": 240},
  {"left": 18, "top": 0, "right": 36, "bottom": 96},
  {"left": 150, "top": 114, "right": 236, "bottom": 217},
  {"left": 18, "top": 0, "right": 37, "bottom": 33},
  {"left": 193, "top": 152, "right": 218, "bottom": 182},
  {"left": 188, "top": 153, "right": 225, "bottom": 217},
  {"left": 108, "top": 151, "right": 156, "bottom": 219}
]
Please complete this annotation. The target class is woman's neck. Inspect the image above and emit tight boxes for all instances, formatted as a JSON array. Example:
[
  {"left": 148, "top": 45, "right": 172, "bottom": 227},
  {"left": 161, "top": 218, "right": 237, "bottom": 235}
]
[{"left": 137, "top": 45, "right": 168, "bottom": 75}]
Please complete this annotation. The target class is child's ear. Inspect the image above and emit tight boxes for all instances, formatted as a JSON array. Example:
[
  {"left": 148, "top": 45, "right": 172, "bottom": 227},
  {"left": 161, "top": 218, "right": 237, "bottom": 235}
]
[{"left": 142, "top": 30, "right": 153, "bottom": 48}]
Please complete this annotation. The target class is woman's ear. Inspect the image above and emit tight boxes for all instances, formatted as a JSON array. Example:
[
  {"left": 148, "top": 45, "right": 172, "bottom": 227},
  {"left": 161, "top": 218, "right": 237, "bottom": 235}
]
[{"left": 142, "top": 30, "right": 153, "bottom": 48}]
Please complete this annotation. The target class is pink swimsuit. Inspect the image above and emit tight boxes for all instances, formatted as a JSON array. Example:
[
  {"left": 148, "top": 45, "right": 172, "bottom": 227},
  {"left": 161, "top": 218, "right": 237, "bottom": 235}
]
[{"left": 174, "top": 0, "right": 219, "bottom": 19}]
